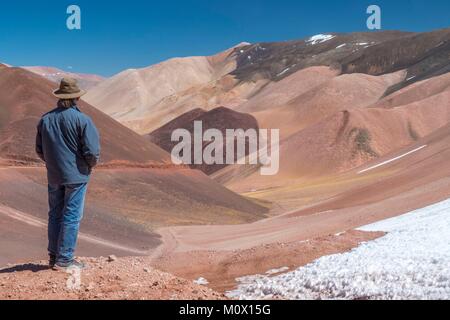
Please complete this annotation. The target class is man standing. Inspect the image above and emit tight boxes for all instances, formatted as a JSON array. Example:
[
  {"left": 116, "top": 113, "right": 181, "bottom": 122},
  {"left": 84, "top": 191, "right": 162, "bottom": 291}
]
[{"left": 36, "top": 78, "right": 100, "bottom": 270}]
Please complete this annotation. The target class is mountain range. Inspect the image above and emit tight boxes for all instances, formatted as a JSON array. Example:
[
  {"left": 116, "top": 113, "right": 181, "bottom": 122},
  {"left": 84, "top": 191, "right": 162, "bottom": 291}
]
[{"left": 1, "top": 27, "right": 450, "bottom": 297}]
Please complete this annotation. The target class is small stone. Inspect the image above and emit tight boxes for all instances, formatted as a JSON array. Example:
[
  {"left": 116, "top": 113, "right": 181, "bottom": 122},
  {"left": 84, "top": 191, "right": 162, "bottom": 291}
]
[
  {"left": 85, "top": 282, "right": 95, "bottom": 292},
  {"left": 107, "top": 255, "right": 117, "bottom": 262},
  {"left": 143, "top": 268, "right": 150, "bottom": 273}
]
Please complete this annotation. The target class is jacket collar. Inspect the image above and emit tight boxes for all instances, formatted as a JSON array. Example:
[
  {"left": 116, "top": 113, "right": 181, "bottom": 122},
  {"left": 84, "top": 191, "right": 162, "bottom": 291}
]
[{"left": 57, "top": 101, "right": 82, "bottom": 112}]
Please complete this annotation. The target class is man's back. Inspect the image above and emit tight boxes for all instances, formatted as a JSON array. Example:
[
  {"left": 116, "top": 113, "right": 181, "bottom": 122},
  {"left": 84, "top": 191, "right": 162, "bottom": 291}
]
[
  {"left": 39, "top": 79, "right": 100, "bottom": 269},
  {"left": 36, "top": 103, "right": 100, "bottom": 185}
]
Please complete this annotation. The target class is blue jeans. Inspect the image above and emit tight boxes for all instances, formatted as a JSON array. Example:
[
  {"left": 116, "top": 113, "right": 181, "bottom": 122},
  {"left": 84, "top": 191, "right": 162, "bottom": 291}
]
[{"left": 48, "top": 183, "right": 88, "bottom": 264}]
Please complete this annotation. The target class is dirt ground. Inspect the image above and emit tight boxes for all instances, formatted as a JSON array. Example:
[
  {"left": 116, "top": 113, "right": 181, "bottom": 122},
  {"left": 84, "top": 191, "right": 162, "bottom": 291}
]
[
  {"left": 0, "top": 256, "right": 224, "bottom": 300},
  {"left": 151, "top": 230, "right": 383, "bottom": 293}
]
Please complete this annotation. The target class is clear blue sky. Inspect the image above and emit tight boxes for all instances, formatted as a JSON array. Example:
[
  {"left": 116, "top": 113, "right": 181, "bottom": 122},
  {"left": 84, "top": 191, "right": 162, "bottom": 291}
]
[{"left": 0, "top": 0, "right": 448, "bottom": 76}]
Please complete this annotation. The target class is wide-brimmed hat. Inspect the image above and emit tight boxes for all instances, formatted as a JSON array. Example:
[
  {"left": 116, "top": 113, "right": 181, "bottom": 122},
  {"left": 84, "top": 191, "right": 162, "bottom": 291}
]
[{"left": 53, "top": 78, "right": 86, "bottom": 99}]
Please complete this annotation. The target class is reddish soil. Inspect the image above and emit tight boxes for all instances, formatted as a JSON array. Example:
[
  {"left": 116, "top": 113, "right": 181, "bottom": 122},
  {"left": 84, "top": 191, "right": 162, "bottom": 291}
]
[
  {"left": 0, "top": 166, "right": 268, "bottom": 267},
  {"left": 152, "top": 230, "right": 383, "bottom": 292},
  {"left": 0, "top": 256, "right": 224, "bottom": 300}
]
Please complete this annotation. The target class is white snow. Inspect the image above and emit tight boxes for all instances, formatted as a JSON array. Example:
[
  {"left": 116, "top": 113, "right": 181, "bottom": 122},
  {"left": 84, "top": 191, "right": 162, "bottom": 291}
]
[
  {"left": 277, "top": 64, "right": 297, "bottom": 77},
  {"left": 194, "top": 277, "right": 209, "bottom": 285},
  {"left": 307, "top": 34, "right": 336, "bottom": 45},
  {"left": 277, "top": 68, "right": 291, "bottom": 77},
  {"left": 266, "top": 267, "right": 290, "bottom": 275},
  {"left": 358, "top": 145, "right": 426, "bottom": 174},
  {"left": 335, "top": 44, "right": 346, "bottom": 49},
  {"left": 227, "top": 198, "right": 450, "bottom": 300}
]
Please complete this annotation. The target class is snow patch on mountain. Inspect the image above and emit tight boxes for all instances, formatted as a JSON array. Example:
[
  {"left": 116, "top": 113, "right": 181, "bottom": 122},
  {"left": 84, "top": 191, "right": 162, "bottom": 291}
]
[
  {"left": 307, "top": 34, "right": 336, "bottom": 45},
  {"left": 227, "top": 198, "right": 450, "bottom": 300}
]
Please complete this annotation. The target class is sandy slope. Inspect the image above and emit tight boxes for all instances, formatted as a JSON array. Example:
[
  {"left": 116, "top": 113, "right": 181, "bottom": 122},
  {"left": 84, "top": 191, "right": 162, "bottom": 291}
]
[
  {"left": 84, "top": 44, "right": 248, "bottom": 134},
  {"left": 127, "top": 75, "right": 268, "bottom": 134},
  {"left": 85, "top": 56, "right": 216, "bottom": 118},
  {"left": 213, "top": 71, "right": 450, "bottom": 190},
  {"left": 237, "top": 66, "right": 339, "bottom": 113},
  {"left": 0, "top": 256, "right": 223, "bottom": 300},
  {"left": 251, "top": 71, "right": 406, "bottom": 139},
  {"left": 0, "top": 166, "right": 268, "bottom": 267}
]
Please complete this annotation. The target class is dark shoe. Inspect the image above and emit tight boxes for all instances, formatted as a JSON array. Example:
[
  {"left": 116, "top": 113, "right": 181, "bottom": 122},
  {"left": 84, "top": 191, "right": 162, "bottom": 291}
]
[
  {"left": 53, "top": 260, "right": 86, "bottom": 271},
  {"left": 49, "top": 255, "right": 57, "bottom": 268}
]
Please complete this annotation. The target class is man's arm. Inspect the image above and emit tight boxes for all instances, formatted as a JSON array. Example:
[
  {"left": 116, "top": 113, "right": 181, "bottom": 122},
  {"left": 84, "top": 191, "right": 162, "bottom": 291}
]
[
  {"left": 81, "top": 117, "right": 101, "bottom": 168},
  {"left": 35, "top": 119, "right": 45, "bottom": 162}
]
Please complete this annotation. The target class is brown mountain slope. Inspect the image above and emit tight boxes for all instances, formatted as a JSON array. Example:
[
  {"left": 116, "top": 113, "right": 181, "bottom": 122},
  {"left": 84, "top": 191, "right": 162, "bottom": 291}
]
[
  {"left": 341, "top": 28, "right": 450, "bottom": 94},
  {"left": 213, "top": 80, "right": 450, "bottom": 191},
  {"left": 148, "top": 107, "right": 259, "bottom": 175},
  {"left": 125, "top": 74, "right": 268, "bottom": 134},
  {"left": 237, "top": 66, "right": 339, "bottom": 113},
  {"left": 0, "top": 67, "right": 269, "bottom": 266},
  {"left": 83, "top": 44, "right": 248, "bottom": 134},
  {"left": 0, "top": 67, "right": 169, "bottom": 164},
  {"left": 372, "top": 72, "right": 450, "bottom": 109},
  {"left": 283, "top": 122, "right": 450, "bottom": 220},
  {"left": 231, "top": 31, "right": 411, "bottom": 81},
  {"left": 249, "top": 71, "right": 405, "bottom": 139}
]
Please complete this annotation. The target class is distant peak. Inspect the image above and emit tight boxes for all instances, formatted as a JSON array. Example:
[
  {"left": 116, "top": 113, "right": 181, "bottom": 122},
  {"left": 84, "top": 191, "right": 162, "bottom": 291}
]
[
  {"left": 306, "top": 34, "right": 336, "bottom": 45},
  {"left": 232, "top": 42, "right": 251, "bottom": 49}
]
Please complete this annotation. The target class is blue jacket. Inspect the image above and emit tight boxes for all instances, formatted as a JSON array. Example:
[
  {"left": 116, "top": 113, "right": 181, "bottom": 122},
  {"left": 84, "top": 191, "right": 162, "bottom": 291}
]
[{"left": 36, "top": 103, "right": 101, "bottom": 185}]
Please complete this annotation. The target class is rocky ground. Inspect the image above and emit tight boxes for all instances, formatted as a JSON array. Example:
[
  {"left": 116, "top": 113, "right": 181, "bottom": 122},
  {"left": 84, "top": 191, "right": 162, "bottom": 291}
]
[{"left": 0, "top": 256, "right": 224, "bottom": 300}]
